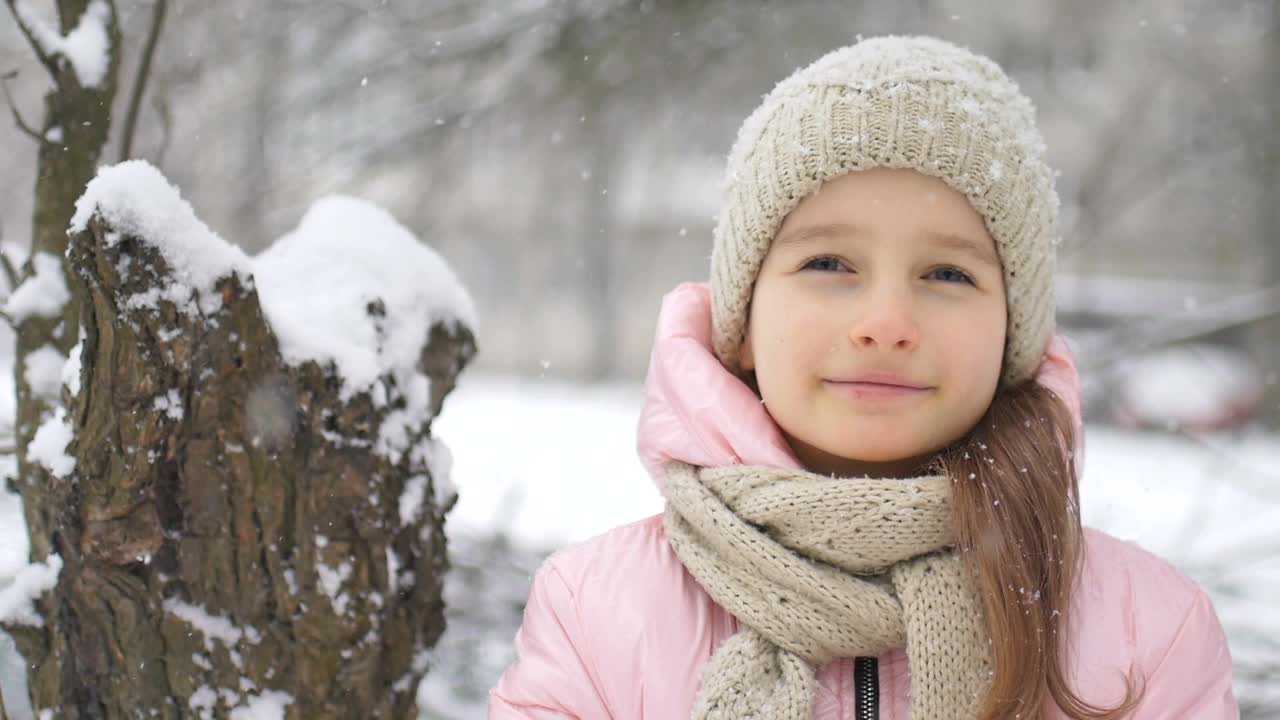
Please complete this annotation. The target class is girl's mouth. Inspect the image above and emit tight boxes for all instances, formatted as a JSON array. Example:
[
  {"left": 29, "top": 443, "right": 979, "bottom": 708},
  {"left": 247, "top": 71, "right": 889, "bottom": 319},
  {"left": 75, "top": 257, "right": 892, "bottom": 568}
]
[{"left": 823, "top": 380, "right": 933, "bottom": 400}]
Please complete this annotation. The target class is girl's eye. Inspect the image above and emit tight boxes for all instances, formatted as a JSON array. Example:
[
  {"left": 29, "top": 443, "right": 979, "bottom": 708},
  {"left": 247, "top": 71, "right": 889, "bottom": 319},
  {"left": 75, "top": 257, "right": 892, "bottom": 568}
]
[
  {"left": 801, "top": 256, "right": 848, "bottom": 273},
  {"left": 928, "top": 267, "right": 975, "bottom": 285}
]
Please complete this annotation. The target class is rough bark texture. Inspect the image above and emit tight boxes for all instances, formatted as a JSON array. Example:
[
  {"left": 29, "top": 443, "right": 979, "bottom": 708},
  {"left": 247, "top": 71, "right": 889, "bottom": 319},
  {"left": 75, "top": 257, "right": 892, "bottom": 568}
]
[
  {"left": 7, "top": 4, "right": 476, "bottom": 716},
  {"left": 4, "top": 0, "right": 123, "bottom": 714},
  {"left": 10, "top": 0, "right": 121, "bottom": 566},
  {"left": 5, "top": 211, "right": 475, "bottom": 718}
]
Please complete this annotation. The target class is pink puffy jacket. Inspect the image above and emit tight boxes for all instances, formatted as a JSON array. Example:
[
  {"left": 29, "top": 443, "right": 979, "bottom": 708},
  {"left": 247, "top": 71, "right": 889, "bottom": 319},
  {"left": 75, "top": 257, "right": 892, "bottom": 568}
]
[{"left": 489, "top": 283, "right": 1238, "bottom": 719}]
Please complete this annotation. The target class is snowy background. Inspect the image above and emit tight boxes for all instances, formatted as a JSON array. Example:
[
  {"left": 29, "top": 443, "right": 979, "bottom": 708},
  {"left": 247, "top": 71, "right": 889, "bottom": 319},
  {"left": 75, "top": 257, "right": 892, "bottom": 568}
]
[{"left": 4, "top": 365, "right": 1280, "bottom": 718}]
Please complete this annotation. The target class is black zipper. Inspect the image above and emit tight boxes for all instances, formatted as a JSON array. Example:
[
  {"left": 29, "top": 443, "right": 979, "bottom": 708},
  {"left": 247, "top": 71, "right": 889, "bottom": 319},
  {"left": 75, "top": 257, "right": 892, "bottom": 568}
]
[{"left": 854, "top": 656, "right": 879, "bottom": 720}]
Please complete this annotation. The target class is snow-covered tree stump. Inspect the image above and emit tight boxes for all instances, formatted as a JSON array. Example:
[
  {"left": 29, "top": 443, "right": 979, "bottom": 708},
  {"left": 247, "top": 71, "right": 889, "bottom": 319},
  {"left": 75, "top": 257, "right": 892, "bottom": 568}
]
[{"left": 2, "top": 161, "right": 476, "bottom": 718}]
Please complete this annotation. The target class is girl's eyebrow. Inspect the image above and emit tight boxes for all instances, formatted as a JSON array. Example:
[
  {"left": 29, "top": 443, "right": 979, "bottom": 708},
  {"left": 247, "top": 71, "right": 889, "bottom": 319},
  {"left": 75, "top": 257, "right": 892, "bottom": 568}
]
[
  {"left": 776, "top": 223, "right": 1000, "bottom": 270},
  {"left": 774, "top": 222, "right": 863, "bottom": 247},
  {"left": 922, "top": 231, "right": 1002, "bottom": 270}
]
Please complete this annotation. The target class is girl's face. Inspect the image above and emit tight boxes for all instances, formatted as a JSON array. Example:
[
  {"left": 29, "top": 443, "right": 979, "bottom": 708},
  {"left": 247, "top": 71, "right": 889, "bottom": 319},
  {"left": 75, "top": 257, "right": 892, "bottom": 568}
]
[{"left": 740, "top": 168, "right": 1007, "bottom": 478}]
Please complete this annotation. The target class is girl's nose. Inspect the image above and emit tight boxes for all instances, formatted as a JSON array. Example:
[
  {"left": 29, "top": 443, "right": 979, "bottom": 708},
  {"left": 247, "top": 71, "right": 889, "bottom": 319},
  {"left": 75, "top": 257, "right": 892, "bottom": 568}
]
[{"left": 847, "top": 285, "right": 921, "bottom": 352}]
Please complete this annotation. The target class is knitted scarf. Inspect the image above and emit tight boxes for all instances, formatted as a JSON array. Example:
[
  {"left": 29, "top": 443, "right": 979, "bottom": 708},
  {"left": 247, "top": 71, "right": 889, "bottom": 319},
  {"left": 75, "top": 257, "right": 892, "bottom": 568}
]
[{"left": 662, "top": 460, "right": 992, "bottom": 719}]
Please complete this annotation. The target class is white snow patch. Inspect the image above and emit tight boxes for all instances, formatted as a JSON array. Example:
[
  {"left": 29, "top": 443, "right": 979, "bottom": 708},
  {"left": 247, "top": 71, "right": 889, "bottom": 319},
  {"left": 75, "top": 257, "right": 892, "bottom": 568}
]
[
  {"left": 29, "top": 407, "right": 75, "bottom": 478},
  {"left": 316, "top": 561, "right": 352, "bottom": 615},
  {"left": 229, "top": 690, "right": 293, "bottom": 720},
  {"left": 70, "top": 161, "right": 253, "bottom": 317},
  {"left": 162, "top": 598, "right": 251, "bottom": 650},
  {"left": 189, "top": 685, "right": 217, "bottom": 720},
  {"left": 393, "top": 671, "right": 416, "bottom": 693},
  {"left": 12, "top": 0, "right": 112, "bottom": 88},
  {"left": 25, "top": 346, "right": 67, "bottom": 402},
  {"left": 374, "top": 374, "right": 432, "bottom": 462},
  {"left": 63, "top": 332, "right": 83, "bottom": 397},
  {"left": 153, "top": 389, "right": 183, "bottom": 420},
  {"left": 0, "top": 485, "right": 28, "bottom": 583},
  {"left": 3, "top": 253, "right": 70, "bottom": 323},
  {"left": 0, "top": 554, "right": 62, "bottom": 627},
  {"left": 1114, "top": 344, "right": 1262, "bottom": 429},
  {"left": 399, "top": 474, "right": 428, "bottom": 526},
  {"left": 253, "top": 196, "right": 474, "bottom": 462},
  {"left": 432, "top": 375, "right": 660, "bottom": 546},
  {"left": 125, "top": 285, "right": 204, "bottom": 315},
  {"left": 385, "top": 547, "right": 401, "bottom": 595},
  {"left": 411, "top": 435, "right": 456, "bottom": 509},
  {"left": 218, "top": 688, "right": 242, "bottom": 708}
]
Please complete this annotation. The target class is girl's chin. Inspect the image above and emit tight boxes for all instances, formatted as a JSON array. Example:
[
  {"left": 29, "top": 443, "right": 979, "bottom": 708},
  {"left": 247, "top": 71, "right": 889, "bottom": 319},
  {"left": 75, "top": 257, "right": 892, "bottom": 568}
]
[{"left": 793, "top": 439, "right": 939, "bottom": 475}]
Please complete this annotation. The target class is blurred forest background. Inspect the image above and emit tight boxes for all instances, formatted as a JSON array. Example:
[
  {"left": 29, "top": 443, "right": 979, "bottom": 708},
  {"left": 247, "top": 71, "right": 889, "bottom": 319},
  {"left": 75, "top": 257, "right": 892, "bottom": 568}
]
[
  {"left": 3, "top": 0, "right": 1278, "bottom": 430},
  {"left": 2, "top": 0, "right": 1278, "bottom": 717}
]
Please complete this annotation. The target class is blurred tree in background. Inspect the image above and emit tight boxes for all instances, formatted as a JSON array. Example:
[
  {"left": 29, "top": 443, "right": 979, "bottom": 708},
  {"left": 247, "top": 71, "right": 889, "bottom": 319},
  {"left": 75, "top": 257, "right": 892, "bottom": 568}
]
[
  {"left": 1, "top": 1, "right": 1277, "bottom": 717},
  {"left": 4, "top": 0, "right": 1275, "bottom": 396}
]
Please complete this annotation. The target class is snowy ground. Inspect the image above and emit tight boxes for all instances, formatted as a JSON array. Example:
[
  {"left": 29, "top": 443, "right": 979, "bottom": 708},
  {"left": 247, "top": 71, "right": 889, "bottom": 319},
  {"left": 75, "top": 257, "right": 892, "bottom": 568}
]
[
  {"left": 428, "top": 374, "right": 1280, "bottom": 718},
  {"left": 3, "top": 372, "right": 1279, "bottom": 717}
]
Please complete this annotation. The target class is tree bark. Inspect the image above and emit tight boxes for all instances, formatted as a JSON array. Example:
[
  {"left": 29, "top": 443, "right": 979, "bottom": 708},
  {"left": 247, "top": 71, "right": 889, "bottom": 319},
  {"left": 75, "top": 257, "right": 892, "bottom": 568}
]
[
  {"left": 4, "top": 4, "right": 476, "bottom": 715},
  {"left": 5, "top": 205, "right": 474, "bottom": 717},
  {"left": 3, "top": 0, "right": 124, "bottom": 711}
]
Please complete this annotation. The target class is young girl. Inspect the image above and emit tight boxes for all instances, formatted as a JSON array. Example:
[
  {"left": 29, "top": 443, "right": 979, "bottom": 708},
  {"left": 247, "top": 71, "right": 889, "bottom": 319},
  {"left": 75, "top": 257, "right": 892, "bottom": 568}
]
[{"left": 489, "top": 36, "right": 1237, "bottom": 719}]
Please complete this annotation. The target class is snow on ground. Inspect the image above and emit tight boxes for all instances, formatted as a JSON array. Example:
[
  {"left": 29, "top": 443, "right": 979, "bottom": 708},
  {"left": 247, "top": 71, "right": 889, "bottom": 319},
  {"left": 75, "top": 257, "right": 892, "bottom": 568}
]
[
  {"left": 435, "top": 373, "right": 1280, "bottom": 564},
  {"left": 433, "top": 375, "right": 661, "bottom": 546},
  {"left": 430, "top": 373, "right": 1280, "bottom": 716},
  {"left": 1, "top": 370, "right": 1277, "bottom": 716}
]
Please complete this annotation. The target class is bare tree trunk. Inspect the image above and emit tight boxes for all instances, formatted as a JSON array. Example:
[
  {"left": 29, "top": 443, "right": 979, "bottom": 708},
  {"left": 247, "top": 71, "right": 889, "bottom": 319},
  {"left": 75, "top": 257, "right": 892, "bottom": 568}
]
[
  {"left": 581, "top": 97, "right": 620, "bottom": 382},
  {"left": 3, "top": 3, "right": 477, "bottom": 715},
  {"left": 1256, "top": 5, "right": 1280, "bottom": 430},
  {"left": 4, "top": 200, "right": 474, "bottom": 716},
  {"left": 2, "top": 0, "right": 124, "bottom": 707},
  {"left": 235, "top": 14, "right": 290, "bottom": 250}
]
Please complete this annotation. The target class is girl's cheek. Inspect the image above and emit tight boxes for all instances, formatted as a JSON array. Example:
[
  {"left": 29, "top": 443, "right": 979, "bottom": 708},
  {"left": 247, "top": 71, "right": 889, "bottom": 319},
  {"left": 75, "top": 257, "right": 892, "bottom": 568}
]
[{"left": 783, "top": 316, "right": 836, "bottom": 358}]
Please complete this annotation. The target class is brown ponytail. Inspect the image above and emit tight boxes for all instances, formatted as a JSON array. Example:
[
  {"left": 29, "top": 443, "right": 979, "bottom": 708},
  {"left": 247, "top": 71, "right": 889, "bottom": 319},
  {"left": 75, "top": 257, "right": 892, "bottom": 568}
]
[{"left": 937, "top": 381, "right": 1142, "bottom": 719}]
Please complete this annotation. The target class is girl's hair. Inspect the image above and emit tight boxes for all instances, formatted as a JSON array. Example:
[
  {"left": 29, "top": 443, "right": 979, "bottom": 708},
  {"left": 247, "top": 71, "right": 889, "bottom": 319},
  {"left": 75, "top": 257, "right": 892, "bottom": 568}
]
[{"left": 936, "top": 381, "right": 1143, "bottom": 719}]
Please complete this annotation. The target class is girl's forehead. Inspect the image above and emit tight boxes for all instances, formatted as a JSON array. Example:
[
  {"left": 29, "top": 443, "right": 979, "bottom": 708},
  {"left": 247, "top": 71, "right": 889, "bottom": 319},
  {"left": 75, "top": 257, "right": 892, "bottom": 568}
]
[
  {"left": 773, "top": 221, "right": 999, "bottom": 269},
  {"left": 774, "top": 169, "right": 993, "bottom": 246}
]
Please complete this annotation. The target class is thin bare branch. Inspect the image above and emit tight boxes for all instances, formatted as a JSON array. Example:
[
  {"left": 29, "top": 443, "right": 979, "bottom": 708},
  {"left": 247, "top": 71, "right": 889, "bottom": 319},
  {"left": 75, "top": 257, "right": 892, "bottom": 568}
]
[
  {"left": 1066, "top": 77, "right": 1163, "bottom": 251},
  {"left": 151, "top": 87, "right": 172, "bottom": 167},
  {"left": 1178, "top": 429, "right": 1280, "bottom": 495},
  {"left": 0, "top": 245, "right": 21, "bottom": 291},
  {"left": 1079, "top": 284, "right": 1280, "bottom": 372},
  {"left": 1, "top": 70, "right": 43, "bottom": 141},
  {"left": 3, "top": 0, "right": 60, "bottom": 79},
  {"left": 119, "top": 0, "right": 167, "bottom": 161}
]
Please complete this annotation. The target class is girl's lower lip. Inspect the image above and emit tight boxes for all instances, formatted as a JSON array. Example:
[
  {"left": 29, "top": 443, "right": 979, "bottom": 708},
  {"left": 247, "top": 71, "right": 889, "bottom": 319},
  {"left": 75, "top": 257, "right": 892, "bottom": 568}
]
[{"left": 825, "top": 381, "right": 932, "bottom": 399}]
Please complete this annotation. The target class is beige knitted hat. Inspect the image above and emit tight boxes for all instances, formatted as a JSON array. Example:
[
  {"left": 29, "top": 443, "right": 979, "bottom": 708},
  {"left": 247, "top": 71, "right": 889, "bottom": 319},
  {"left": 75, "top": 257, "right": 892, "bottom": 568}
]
[{"left": 710, "top": 35, "right": 1060, "bottom": 387}]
